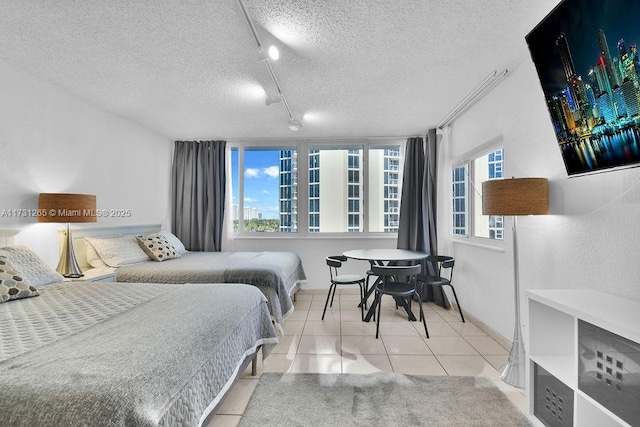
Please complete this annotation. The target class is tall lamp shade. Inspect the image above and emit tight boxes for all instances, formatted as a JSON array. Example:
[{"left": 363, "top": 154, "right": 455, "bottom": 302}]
[
  {"left": 38, "top": 193, "right": 97, "bottom": 278},
  {"left": 482, "top": 178, "right": 548, "bottom": 388}
]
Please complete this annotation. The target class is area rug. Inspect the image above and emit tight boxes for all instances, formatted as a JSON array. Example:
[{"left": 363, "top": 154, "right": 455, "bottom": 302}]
[{"left": 240, "top": 372, "right": 531, "bottom": 426}]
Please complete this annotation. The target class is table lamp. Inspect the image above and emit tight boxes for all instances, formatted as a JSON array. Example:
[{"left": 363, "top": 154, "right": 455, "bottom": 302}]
[
  {"left": 38, "top": 193, "right": 97, "bottom": 278},
  {"left": 482, "top": 177, "right": 548, "bottom": 388}
]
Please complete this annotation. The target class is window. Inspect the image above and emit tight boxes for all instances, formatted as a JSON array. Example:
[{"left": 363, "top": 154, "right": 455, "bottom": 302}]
[
  {"left": 231, "top": 147, "right": 297, "bottom": 233},
  {"left": 452, "top": 148, "right": 504, "bottom": 240},
  {"left": 231, "top": 141, "right": 403, "bottom": 234},
  {"left": 369, "top": 146, "right": 401, "bottom": 232},
  {"left": 452, "top": 164, "right": 468, "bottom": 235}
]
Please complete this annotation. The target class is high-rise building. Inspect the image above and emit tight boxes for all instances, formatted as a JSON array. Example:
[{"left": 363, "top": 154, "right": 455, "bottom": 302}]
[
  {"left": 556, "top": 33, "right": 590, "bottom": 121},
  {"left": 588, "top": 68, "right": 601, "bottom": 97},
  {"left": 297, "top": 148, "right": 400, "bottom": 233},
  {"left": 621, "top": 78, "right": 640, "bottom": 116},
  {"left": 618, "top": 39, "right": 628, "bottom": 61},
  {"left": 557, "top": 33, "right": 577, "bottom": 81},
  {"left": 594, "top": 57, "right": 613, "bottom": 98},
  {"left": 279, "top": 150, "right": 297, "bottom": 232},
  {"left": 596, "top": 91, "right": 616, "bottom": 124},
  {"left": 622, "top": 55, "right": 640, "bottom": 91},
  {"left": 613, "top": 86, "right": 627, "bottom": 118},
  {"left": 558, "top": 93, "right": 576, "bottom": 132},
  {"left": 599, "top": 29, "right": 621, "bottom": 88}
]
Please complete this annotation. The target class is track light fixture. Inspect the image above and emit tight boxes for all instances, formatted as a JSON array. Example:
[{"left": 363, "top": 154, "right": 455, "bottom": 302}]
[
  {"left": 237, "top": 0, "right": 304, "bottom": 132},
  {"left": 268, "top": 45, "right": 279, "bottom": 61},
  {"left": 288, "top": 118, "right": 304, "bottom": 131},
  {"left": 265, "top": 95, "right": 282, "bottom": 106},
  {"left": 259, "top": 45, "right": 280, "bottom": 62}
]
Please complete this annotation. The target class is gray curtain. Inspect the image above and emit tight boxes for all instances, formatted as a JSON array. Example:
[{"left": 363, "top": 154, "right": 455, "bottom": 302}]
[
  {"left": 171, "top": 140, "right": 226, "bottom": 252},
  {"left": 397, "top": 129, "right": 450, "bottom": 308}
]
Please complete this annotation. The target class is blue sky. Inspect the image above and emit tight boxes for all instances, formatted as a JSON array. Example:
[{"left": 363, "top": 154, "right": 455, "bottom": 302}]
[{"left": 231, "top": 149, "right": 281, "bottom": 219}]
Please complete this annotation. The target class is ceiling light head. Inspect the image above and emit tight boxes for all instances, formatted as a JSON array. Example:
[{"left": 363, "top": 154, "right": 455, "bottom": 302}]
[
  {"left": 268, "top": 45, "right": 279, "bottom": 61},
  {"left": 259, "top": 45, "right": 280, "bottom": 61},
  {"left": 265, "top": 95, "right": 282, "bottom": 106},
  {"left": 288, "top": 118, "right": 304, "bottom": 131}
]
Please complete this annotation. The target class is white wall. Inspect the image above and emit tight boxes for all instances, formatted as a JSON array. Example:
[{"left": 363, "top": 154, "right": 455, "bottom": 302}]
[
  {"left": 0, "top": 59, "right": 172, "bottom": 267},
  {"left": 438, "top": 50, "right": 640, "bottom": 341}
]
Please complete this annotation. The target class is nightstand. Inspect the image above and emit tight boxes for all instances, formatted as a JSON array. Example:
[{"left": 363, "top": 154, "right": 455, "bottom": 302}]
[{"left": 67, "top": 268, "right": 117, "bottom": 283}]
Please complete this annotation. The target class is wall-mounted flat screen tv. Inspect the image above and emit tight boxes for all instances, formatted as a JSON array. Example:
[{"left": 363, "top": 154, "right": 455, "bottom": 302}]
[{"left": 526, "top": 0, "right": 640, "bottom": 177}]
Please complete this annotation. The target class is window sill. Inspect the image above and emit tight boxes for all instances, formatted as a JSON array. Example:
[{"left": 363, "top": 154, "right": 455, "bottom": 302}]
[
  {"left": 232, "top": 233, "right": 398, "bottom": 240},
  {"left": 452, "top": 237, "right": 505, "bottom": 253}
]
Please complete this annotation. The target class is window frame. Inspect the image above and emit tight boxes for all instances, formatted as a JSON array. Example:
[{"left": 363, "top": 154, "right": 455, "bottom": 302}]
[
  {"left": 229, "top": 139, "right": 405, "bottom": 238},
  {"left": 451, "top": 146, "right": 505, "bottom": 243}
]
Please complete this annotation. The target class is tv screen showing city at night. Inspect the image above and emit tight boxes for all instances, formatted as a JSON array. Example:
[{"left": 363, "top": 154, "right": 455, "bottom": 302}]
[{"left": 526, "top": 0, "right": 640, "bottom": 176}]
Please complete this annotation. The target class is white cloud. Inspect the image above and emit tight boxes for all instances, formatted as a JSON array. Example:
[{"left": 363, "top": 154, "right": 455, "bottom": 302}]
[
  {"left": 262, "top": 190, "right": 270, "bottom": 194},
  {"left": 244, "top": 197, "right": 258, "bottom": 203},
  {"left": 245, "top": 168, "right": 260, "bottom": 178},
  {"left": 263, "top": 166, "right": 279, "bottom": 178}
]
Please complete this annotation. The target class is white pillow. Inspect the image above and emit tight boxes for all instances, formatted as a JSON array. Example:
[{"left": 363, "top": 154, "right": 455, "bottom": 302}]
[
  {"left": 84, "top": 236, "right": 150, "bottom": 267},
  {"left": 0, "top": 245, "right": 64, "bottom": 287},
  {"left": 84, "top": 239, "right": 106, "bottom": 268},
  {"left": 159, "top": 231, "right": 188, "bottom": 254}
]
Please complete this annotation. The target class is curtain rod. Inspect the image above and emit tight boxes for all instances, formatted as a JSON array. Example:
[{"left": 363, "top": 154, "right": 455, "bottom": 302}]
[
  {"left": 223, "top": 135, "right": 417, "bottom": 143},
  {"left": 437, "top": 69, "right": 508, "bottom": 129}
]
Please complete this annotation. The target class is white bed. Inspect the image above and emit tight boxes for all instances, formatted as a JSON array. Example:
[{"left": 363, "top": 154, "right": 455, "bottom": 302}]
[
  {"left": 0, "top": 237, "right": 278, "bottom": 426},
  {"left": 71, "top": 225, "right": 306, "bottom": 334}
]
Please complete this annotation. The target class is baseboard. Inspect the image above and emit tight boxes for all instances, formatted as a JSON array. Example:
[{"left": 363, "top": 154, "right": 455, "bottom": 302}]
[{"left": 449, "top": 302, "right": 512, "bottom": 352}]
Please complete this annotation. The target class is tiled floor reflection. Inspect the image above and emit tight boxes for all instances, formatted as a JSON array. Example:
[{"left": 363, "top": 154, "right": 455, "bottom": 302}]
[{"left": 207, "top": 289, "right": 526, "bottom": 427}]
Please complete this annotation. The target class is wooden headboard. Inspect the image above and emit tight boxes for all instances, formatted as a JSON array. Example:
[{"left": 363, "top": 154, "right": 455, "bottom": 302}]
[
  {"left": 0, "top": 230, "right": 19, "bottom": 247},
  {"left": 59, "top": 224, "right": 162, "bottom": 270}
]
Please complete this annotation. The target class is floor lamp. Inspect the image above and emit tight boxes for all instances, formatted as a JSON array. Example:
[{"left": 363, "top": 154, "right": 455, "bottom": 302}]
[
  {"left": 482, "top": 178, "right": 548, "bottom": 388},
  {"left": 38, "top": 193, "right": 97, "bottom": 278}
]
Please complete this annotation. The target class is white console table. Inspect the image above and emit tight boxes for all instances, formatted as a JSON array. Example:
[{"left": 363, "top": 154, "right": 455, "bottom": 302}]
[{"left": 526, "top": 289, "right": 640, "bottom": 427}]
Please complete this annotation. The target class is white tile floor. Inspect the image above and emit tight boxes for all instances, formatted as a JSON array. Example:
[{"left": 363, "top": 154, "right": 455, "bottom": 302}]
[{"left": 207, "top": 289, "right": 527, "bottom": 427}]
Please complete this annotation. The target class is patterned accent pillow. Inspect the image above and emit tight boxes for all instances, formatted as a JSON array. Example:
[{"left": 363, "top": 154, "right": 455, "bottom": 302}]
[
  {"left": 0, "top": 246, "right": 64, "bottom": 287},
  {"left": 0, "top": 257, "right": 39, "bottom": 303},
  {"left": 84, "top": 236, "right": 150, "bottom": 267},
  {"left": 136, "top": 234, "right": 181, "bottom": 262}
]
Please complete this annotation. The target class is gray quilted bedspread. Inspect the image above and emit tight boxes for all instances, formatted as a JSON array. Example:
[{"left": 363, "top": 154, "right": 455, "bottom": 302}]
[
  {"left": 116, "top": 251, "right": 306, "bottom": 333},
  {"left": 0, "top": 281, "right": 278, "bottom": 426}
]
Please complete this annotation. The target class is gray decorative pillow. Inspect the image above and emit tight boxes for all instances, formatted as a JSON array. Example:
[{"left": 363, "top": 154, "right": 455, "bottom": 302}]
[
  {"left": 0, "top": 257, "right": 39, "bottom": 303},
  {"left": 0, "top": 246, "right": 64, "bottom": 287},
  {"left": 135, "top": 234, "right": 181, "bottom": 262}
]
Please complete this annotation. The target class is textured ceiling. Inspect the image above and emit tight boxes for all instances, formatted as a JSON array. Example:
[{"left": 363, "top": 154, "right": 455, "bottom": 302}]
[{"left": 0, "top": 0, "right": 560, "bottom": 140}]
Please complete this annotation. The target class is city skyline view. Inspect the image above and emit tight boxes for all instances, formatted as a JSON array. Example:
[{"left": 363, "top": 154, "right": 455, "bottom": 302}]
[
  {"left": 527, "top": 0, "right": 640, "bottom": 95},
  {"left": 526, "top": 0, "right": 640, "bottom": 176},
  {"left": 231, "top": 149, "right": 282, "bottom": 219}
]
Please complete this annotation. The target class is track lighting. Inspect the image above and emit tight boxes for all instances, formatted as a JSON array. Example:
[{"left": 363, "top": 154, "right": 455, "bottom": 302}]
[
  {"left": 288, "top": 118, "right": 304, "bottom": 131},
  {"left": 265, "top": 95, "right": 282, "bottom": 106},
  {"left": 259, "top": 45, "right": 279, "bottom": 62},
  {"left": 238, "top": 0, "right": 304, "bottom": 131},
  {"left": 268, "top": 46, "right": 279, "bottom": 61}
]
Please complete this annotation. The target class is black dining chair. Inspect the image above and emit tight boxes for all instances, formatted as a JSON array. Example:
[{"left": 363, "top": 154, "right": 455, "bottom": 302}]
[
  {"left": 371, "top": 264, "right": 429, "bottom": 339},
  {"left": 323, "top": 255, "right": 366, "bottom": 321},
  {"left": 416, "top": 255, "right": 465, "bottom": 322}
]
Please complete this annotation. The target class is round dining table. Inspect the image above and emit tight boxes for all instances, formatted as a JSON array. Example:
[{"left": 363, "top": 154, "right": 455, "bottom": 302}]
[
  {"left": 343, "top": 248, "right": 428, "bottom": 263},
  {"left": 343, "top": 248, "right": 428, "bottom": 322}
]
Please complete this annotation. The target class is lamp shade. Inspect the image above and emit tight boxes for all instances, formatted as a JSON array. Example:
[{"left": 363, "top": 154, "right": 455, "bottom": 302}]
[
  {"left": 38, "top": 193, "right": 97, "bottom": 223},
  {"left": 482, "top": 178, "right": 548, "bottom": 216}
]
